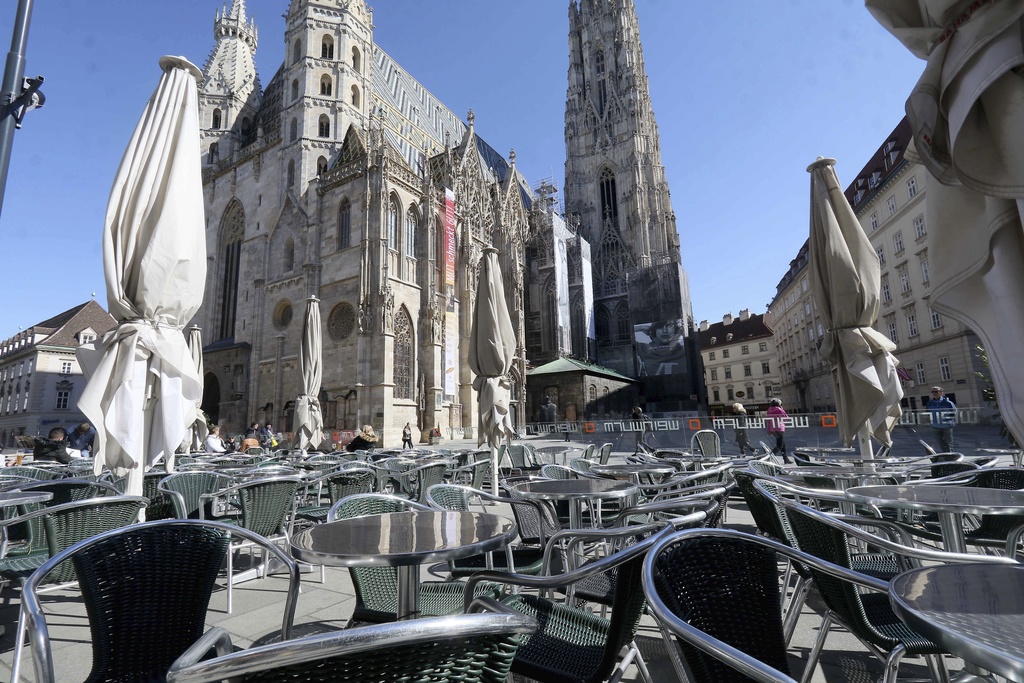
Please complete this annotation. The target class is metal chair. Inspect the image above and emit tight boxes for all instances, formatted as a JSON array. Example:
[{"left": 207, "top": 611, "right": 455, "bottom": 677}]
[
  {"left": 2, "top": 496, "right": 148, "bottom": 682},
  {"left": 200, "top": 475, "right": 303, "bottom": 613},
  {"left": 4, "top": 466, "right": 64, "bottom": 481},
  {"left": 158, "top": 471, "right": 234, "bottom": 519},
  {"left": 22, "top": 519, "right": 299, "bottom": 683},
  {"left": 295, "top": 468, "right": 375, "bottom": 524},
  {"left": 690, "top": 430, "right": 722, "bottom": 457},
  {"left": 465, "top": 524, "right": 702, "bottom": 683},
  {"left": 326, "top": 493, "right": 500, "bottom": 625},
  {"left": 165, "top": 597, "right": 536, "bottom": 683}
]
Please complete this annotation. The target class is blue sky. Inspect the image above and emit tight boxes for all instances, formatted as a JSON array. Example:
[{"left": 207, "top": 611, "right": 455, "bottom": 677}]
[{"left": 1, "top": 0, "right": 925, "bottom": 337}]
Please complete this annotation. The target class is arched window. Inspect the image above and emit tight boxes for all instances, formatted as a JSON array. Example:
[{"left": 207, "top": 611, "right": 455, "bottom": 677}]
[
  {"left": 352, "top": 46, "right": 361, "bottom": 72},
  {"left": 318, "top": 115, "right": 330, "bottom": 138},
  {"left": 405, "top": 206, "right": 418, "bottom": 257},
  {"left": 316, "top": 155, "right": 328, "bottom": 177},
  {"left": 212, "top": 108, "right": 222, "bottom": 129},
  {"left": 319, "top": 75, "right": 332, "bottom": 96},
  {"left": 284, "top": 237, "right": 295, "bottom": 272},
  {"left": 289, "top": 118, "right": 298, "bottom": 142},
  {"left": 321, "top": 36, "right": 334, "bottom": 59},
  {"left": 589, "top": 384, "right": 597, "bottom": 403},
  {"left": 596, "top": 306, "right": 610, "bottom": 341},
  {"left": 217, "top": 202, "right": 245, "bottom": 341},
  {"left": 599, "top": 167, "right": 617, "bottom": 223},
  {"left": 338, "top": 198, "right": 351, "bottom": 249},
  {"left": 616, "top": 305, "right": 631, "bottom": 341},
  {"left": 287, "top": 160, "right": 295, "bottom": 188},
  {"left": 393, "top": 308, "right": 413, "bottom": 399},
  {"left": 291, "top": 79, "right": 299, "bottom": 101},
  {"left": 351, "top": 84, "right": 360, "bottom": 107},
  {"left": 387, "top": 196, "right": 399, "bottom": 246},
  {"left": 292, "top": 39, "right": 302, "bottom": 64},
  {"left": 595, "top": 50, "right": 607, "bottom": 114}
]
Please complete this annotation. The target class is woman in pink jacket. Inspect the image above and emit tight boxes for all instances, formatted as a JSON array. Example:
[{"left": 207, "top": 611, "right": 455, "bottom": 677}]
[{"left": 765, "top": 398, "right": 791, "bottom": 464}]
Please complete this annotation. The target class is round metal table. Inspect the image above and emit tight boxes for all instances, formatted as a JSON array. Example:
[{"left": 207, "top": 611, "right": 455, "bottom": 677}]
[
  {"left": 513, "top": 478, "right": 638, "bottom": 528},
  {"left": 590, "top": 462, "right": 675, "bottom": 484},
  {"left": 891, "top": 563, "right": 1024, "bottom": 682},
  {"left": 290, "top": 510, "right": 516, "bottom": 620},
  {"left": 846, "top": 485, "right": 1024, "bottom": 553},
  {"left": 976, "top": 447, "right": 1024, "bottom": 468}
]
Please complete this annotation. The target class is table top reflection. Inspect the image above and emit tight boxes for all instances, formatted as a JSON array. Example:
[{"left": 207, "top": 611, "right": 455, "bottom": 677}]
[
  {"left": 513, "top": 478, "right": 637, "bottom": 501},
  {"left": 846, "top": 485, "right": 1024, "bottom": 515},
  {"left": 290, "top": 510, "right": 517, "bottom": 567},
  {"left": 890, "top": 563, "right": 1024, "bottom": 681}
]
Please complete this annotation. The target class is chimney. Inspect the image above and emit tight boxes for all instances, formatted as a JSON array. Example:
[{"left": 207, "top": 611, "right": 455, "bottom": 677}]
[
  {"left": 722, "top": 312, "right": 734, "bottom": 326},
  {"left": 739, "top": 309, "right": 750, "bottom": 321},
  {"left": 698, "top": 320, "right": 709, "bottom": 332}
]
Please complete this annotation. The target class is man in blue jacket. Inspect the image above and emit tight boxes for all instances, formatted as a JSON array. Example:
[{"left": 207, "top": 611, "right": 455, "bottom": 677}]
[{"left": 925, "top": 386, "right": 957, "bottom": 453}]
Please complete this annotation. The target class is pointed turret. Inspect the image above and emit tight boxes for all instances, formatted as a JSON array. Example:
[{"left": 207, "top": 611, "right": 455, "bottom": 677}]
[{"left": 198, "top": 0, "right": 261, "bottom": 164}]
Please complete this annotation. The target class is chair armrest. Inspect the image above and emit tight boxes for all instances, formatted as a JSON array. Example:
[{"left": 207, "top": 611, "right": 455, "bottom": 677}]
[{"left": 166, "top": 627, "right": 235, "bottom": 677}]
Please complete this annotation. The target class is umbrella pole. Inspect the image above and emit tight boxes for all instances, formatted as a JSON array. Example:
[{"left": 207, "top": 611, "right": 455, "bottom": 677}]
[
  {"left": 490, "top": 444, "right": 500, "bottom": 496},
  {"left": 856, "top": 424, "right": 874, "bottom": 459}
]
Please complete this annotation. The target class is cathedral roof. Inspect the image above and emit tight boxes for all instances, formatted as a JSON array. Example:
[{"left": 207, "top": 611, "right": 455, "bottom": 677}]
[{"left": 527, "top": 357, "right": 635, "bottom": 383}]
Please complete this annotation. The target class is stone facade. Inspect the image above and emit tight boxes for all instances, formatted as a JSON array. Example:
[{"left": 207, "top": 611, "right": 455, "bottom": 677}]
[
  {"left": 0, "top": 301, "right": 117, "bottom": 447},
  {"left": 193, "top": 0, "right": 529, "bottom": 445},
  {"left": 562, "top": 0, "right": 701, "bottom": 414}
]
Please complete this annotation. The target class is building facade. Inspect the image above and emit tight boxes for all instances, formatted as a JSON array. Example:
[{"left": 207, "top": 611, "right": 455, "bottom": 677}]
[
  {"left": 194, "top": 0, "right": 530, "bottom": 444},
  {"left": 769, "top": 118, "right": 987, "bottom": 416},
  {"left": 697, "top": 310, "right": 782, "bottom": 416},
  {"left": 0, "top": 301, "right": 117, "bottom": 448},
  {"left": 562, "top": 0, "right": 701, "bottom": 415}
]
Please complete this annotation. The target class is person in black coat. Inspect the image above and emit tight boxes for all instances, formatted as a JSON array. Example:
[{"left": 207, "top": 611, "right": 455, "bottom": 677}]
[
  {"left": 346, "top": 424, "right": 379, "bottom": 452},
  {"left": 33, "top": 426, "right": 73, "bottom": 464}
]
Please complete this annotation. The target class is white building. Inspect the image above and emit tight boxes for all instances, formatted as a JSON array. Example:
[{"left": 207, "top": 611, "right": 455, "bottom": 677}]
[{"left": 698, "top": 310, "right": 782, "bottom": 415}]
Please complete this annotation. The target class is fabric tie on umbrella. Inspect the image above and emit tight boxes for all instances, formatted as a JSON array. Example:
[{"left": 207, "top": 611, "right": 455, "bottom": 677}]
[
  {"left": 469, "top": 248, "right": 517, "bottom": 492},
  {"left": 868, "top": 0, "right": 1024, "bottom": 443},
  {"left": 77, "top": 56, "right": 206, "bottom": 497},
  {"left": 808, "top": 157, "right": 903, "bottom": 448},
  {"left": 293, "top": 297, "right": 324, "bottom": 451},
  {"left": 184, "top": 325, "right": 209, "bottom": 452}
]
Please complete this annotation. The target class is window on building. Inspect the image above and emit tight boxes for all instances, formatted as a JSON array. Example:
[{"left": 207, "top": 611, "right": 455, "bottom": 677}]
[
  {"left": 60, "top": 361, "right": 72, "bottom": 374},
  {"left": 387, "top": 196, "right": 399, "bottom": 246},
  {"left": 766, "top": 384, "right": 774, "bottom": 398},
  {"left": 916, "top": 362, "right": 926, "bottom": 385},
  {"left": 761, "top": 361, "right": 770, "bottom": 374},
  {"left": 351, "top": 85, "right": 360, "bottom": 107},
  {"left": 914, "top": 214, "right": 926, "bottom": 239},
  {"left": 870, "top": 212, "right": 878, "bottom": 231},
  {"left": 212, "top": 109, "right": 221, "bottom": 129},
  {"left": 900, "top": 270, "right": 911, "bottom": 294},
  {"left": 887, "top": 195, "right": 897, "bottom": 216},
  {"left": 710, "top": 369, "right": 718, "bottom": 381},
  {"left": 351, "top": 46, "right": 361, "bottom": 72},
  {"left": 939, "top": 357, "right": 951, "bottom": 381},
  {"left": 338, "top": 198, "right": 351, "bottom": 249},
  {"left": 907, "top": 176, "right": 918, "bottom": 198},
  {"left": 289, "top": 118, "right": 298, "bottom": 142},
  {"left": 888, "top": 321, "right": 898, "bottom": 344},
  {"left": 218, "top": 201, "right": 244, "bottom": 341},
  {"left": 921, "top": 258, "right": 930, "bottom": 285},
  {"left": 907, "top": 314, "right": 918, "bottom": 337},
  {"left": 318, "top": 115, "right": 330, "bottom": 138},
  {"left": 291, "top": 79, "right": 299, "bottom": 101},
  {"left": 724, "top": 367, "right": 732, "bottom": 379},
  {"left": 741, "top": 345, "right": 749, "bottom": 355},
  {"left": 743, "top": 363, "right": 752, "bottom": 377},
  {"left": 316, "top": 156, "right": 327, "bottom": 177},
  {"left": 930, "top": 309, "right": 942, "bottom": 329},
  {"left": 722, "top": 349, "right": 730, "bottom": 359},
  {"left": 759, "top": 341, "right": 767, "bottom": 352},
  {"left": 599, "top": 167, "right": 618, "bottom": 223},
  {"left": 876, "top": 246, "right": 885, "bottom": 265},
  {"left": 708, "top": 351, "right": 715, "bottom": 361},
  {"left": 284, "top": 238, "right": 295, "bottom": 272},
  {"left": 292, "top": 38, "right": 302, "bottom": 64},
  {"left": 287, "top": 160, "right": 295, "bottom": 187},
  {"left": 320, "top": 75, "right": 332, "bottom": 96},
  {"left": 712, "top": 388, "right": 720, "bottom": 402},
  {"left": 893, "top": 232, "right": 904, "bottom": 253},
  {"left": 55, "top": 390, "right": 69, "bottom": 410},
  {"left": 321, "top": 36, "right": 334, "bottom": 59},
  {"left": 881, "top": 279, "right": 891, "bottom": 303},
  {"left": 393, "top": 308, "right": 413, "bottom": 399},
  {"left": 405, "top": 207, "right": 418, "bottom": 258},
  {"left": 594, "top": 50, "right": 607, "bottom": 114}
]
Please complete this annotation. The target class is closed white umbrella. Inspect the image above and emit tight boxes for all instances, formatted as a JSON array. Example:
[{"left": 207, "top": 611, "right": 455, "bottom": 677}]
[
  {"left": 808, "top": 157, "right": 904, "bottom": 453},
  {"left": 77, "top": 56, "right": 206, "bottom": 498},
  {"left": 868, "top": 1, "right": 1024, "bottom": 443},
  {"left": 184, "top": 325, "right": 209, "bottom": 452},
  {"left": 292, "top": 297, "right": 324, "bottom": 451},
  {"left": 469, "top": 248, "right": 517, "bottom": 494}
]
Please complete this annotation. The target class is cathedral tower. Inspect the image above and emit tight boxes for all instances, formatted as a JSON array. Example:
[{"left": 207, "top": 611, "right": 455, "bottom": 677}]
[{"left": 564, "top": 0, "right": 700, "bottom": 413}]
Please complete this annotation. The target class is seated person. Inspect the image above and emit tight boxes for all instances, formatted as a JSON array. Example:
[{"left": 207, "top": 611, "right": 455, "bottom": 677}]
[
  {"left": 204, "top": 425, "right": 230, "bottom": 453},
  {"left": 346, "top": 424, "right": 378, "bottom": 452},
  {"left": 33, "top": 427, "right": 74, "bottom": 464},
  {"left": 66, "top": 422, "right": 96, "bottom": 457}
]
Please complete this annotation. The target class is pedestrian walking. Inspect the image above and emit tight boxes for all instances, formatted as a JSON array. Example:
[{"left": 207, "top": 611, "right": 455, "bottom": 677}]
[
  {"left": 731, "top": 403, "right": 755, "bottom": 456},
  {"left": 766, "top": 398, "right": 791, "bottom": 464},
  {"left": 925, "top": 386, "right": 957, "bottom": 453},
  {"left": 402, "top": 422, "right": 414, "bottom": 449}
]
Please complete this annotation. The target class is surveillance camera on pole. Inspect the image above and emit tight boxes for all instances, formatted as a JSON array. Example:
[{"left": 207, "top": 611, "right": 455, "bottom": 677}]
[{"left": 0, "top": 0, "right": 43, "bottom": 221}]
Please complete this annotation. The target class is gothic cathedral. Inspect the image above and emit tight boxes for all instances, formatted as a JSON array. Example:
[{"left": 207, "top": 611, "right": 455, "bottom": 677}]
[{"left": 194, "top": 0, "right": 530, "bottom": 444}]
